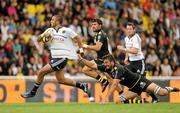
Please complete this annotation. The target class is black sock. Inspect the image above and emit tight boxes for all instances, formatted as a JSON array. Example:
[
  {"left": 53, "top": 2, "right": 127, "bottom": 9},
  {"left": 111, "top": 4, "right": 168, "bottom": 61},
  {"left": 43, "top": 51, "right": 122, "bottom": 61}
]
[
  {"left": 31, "top": 83, "right": 40, "bottom": 94},
  {"left": 96, "top": 75, "right": 109, "bottom": 85},
  {"left": 149, "top": 93, "right": 158, "bottom": 100},
  {"left": 75, "top": 82, "right": 84, "bottom": 90}
]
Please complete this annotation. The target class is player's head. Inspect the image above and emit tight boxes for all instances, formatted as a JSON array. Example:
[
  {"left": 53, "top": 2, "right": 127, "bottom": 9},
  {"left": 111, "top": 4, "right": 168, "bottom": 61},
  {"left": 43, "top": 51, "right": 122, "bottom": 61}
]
[
  {"left": 126, "top": 22, "right": 136, "bottom": 37},
  {"left": 91, "top": 18, "right": 103, "bottom": 32},
  {"left": 50, "top": 15, "right": 63, "bottom": 27},
  {"left": 103, "top": 54, "right": 116, "bottom": 70}
]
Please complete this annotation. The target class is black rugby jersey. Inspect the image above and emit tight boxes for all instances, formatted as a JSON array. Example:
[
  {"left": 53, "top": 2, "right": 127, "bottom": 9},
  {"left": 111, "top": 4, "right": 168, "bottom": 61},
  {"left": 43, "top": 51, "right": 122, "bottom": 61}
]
[
  {"left": 94, "top": 30, "right": 110, "bottom": 59},
  {"left": 97, "top": 64, "right": 141, "bottom": 89}
]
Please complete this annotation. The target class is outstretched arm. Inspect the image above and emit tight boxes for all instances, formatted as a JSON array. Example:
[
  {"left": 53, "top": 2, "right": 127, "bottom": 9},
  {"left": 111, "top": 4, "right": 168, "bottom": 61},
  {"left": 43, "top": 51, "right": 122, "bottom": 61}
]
[
  {"left": 117, "top": 45, "right": 138, "bottom": 54},
  {"left": 78, "top": 55, "right": 98, "bottom": 70},
  {"left": 103, "top": 79, "right": 120, "bottom": 103}
]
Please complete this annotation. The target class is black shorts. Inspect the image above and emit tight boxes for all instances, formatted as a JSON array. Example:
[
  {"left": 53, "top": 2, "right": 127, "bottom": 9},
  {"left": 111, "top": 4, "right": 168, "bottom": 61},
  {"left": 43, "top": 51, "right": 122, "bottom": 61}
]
[
  {"left": 129, "top": 76, "right": 152, "bottom": 95},
  {"left": 49, "top": 58, "right": 68, "bottom": 71},
  {"left": 125, "top": 59, "right": 146, "bottom": 75}
]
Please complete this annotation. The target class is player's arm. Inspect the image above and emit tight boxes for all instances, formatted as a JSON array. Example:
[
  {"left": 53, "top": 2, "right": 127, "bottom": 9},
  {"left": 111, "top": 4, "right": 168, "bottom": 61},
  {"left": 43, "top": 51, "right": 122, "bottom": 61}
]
[
  {"left": 78, "top": 55, "right": 98, "bottom": 70},
  {"left": 117, "top": 36, "right": 140, "bottom": 54},
  {"left": 73, "top": 35, "right": 83, "bottom": 48},
  {"left": 68, "top": 28, "right": 84, "bottom": 53},
  {"left": 83, "top": 41, "right": 102, "bottom": 51},
  {"left": 103, "top": 79, "right": 120, "bottom": 103},
  {"left": 37, "top": 29, "right": 51, "bottom": 42},
  {"left": 124, "top": 53, "right": 129, "bottom": 64},
  {"left": 107, "top": 79, "right": 120, "bottom": 97},
  {"left": 117, "top": 45, "right": 138, "bottom": 54}
]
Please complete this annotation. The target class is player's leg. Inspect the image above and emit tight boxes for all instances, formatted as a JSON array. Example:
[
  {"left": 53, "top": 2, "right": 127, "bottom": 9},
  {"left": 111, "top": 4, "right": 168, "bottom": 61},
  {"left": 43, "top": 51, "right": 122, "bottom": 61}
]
[
  {"left": 55, "top": 68, "right": 90, "bottom": 96},
  {"left": 115, "top": 90, "right": 138, "bottom": 104},
  {"left": 145, "top": 82, "right": 180, "bottom": 96},
  {"left": 134, "top": 60, "right": 159, "bottom": 103},
  {"left": 82, "top": 60, "right": 109, "bottom": 87},
  {"left": 21, "top": 64, "right": 54, "bottom": 98}
]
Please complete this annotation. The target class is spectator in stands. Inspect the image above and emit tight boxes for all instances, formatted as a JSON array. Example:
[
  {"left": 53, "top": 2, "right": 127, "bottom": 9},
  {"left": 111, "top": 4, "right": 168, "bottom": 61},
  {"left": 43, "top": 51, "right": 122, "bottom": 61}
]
[
  {"left": 0, "top": 0, "right": 179, "bottom": 76},
  {"left": 160, "top": 58, "right": 173, "bottom": 76}
]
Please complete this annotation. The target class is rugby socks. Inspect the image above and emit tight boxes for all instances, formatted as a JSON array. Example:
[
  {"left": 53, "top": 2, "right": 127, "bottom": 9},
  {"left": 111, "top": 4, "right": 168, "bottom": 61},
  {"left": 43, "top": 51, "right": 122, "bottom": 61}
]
[
  {"left": 75, "top": 82, "right": 85, "bottom": 90},
  {"left": 165, "top": 87, "right": 180, "bottom": 93},
  {"left": 31, "top": 83, "right": 41, "bottom": 94},
  {"left": 96, "top": 75, "right": 109, "bottom": 86},
  {"left": 124, "top": 98, "right": 147, "bottom": 104},
  {"left": 149, "top": 93, "right": 159, "bottom": 101}
]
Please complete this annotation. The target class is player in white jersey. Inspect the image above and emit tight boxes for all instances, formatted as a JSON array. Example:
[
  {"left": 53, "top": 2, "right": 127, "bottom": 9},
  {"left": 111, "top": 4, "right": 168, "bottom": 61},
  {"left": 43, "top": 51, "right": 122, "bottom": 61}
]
[
  {"left": 21, "top": 15, "right": 90, "bottom": 98},
  {"left": 117, "top": 22, "right": 159, "bottom": 103}
]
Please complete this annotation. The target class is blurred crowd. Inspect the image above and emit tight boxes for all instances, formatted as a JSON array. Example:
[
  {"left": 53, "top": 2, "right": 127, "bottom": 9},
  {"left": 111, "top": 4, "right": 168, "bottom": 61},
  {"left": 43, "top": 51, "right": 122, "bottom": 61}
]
[{"left": 0, "top": 0, "right": 179, "bottom": 76}]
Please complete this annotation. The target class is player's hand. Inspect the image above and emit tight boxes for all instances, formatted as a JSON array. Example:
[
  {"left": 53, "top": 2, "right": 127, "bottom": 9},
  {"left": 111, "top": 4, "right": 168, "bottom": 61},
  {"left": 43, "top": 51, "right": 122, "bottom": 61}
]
[
  {"left": 77, "top": 48, "right": 85, "bottom": 57},
  {"left": 117, "top": 45, "right": 125, "bottom": 51},
  {"left": 44, "top": 32, "right": 51, "bottom": 38},
  {"left": 82, "top": 44, "right": 88, "bottom": 49}
]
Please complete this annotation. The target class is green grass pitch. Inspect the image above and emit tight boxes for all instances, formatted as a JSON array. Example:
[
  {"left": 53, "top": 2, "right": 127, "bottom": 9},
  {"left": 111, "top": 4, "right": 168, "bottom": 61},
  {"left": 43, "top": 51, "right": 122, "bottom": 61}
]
[{"left": 0, "top": 102, "right": 179, "bottom": 113}]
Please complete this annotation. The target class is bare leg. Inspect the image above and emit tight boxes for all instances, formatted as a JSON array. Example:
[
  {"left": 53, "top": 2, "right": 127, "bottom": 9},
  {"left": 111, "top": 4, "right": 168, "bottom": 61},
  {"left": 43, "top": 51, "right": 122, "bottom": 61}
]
[
  {"left": 115, "top": 91, "right": 138, "bottom": 104},
  {"left": 36, "top": 64, "right": 54, "bottom": 84},
  {"left": 55, "top": 68, "right": 75, "bottom": 86},
  {"left": 21, "top": 64, "right": 54, "bottom": 98},
  {"left": 146, "top": 83, "right": 180, "bottom": 96},
  {"left": 55, "top": 68, "right": 90, "bottom": 96}
]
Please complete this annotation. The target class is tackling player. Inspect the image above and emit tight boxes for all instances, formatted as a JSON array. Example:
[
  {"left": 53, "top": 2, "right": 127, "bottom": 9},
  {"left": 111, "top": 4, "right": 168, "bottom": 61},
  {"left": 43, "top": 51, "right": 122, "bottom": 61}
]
[{"left": 78, "top": 54, "right": 180, "bottom": 103}]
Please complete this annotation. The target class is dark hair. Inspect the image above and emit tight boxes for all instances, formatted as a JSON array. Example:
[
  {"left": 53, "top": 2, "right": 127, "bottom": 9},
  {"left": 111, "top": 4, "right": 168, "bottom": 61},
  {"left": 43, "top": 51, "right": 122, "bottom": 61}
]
[
  {"left": 102, "top": 54, "right": 116, "bottom": 62},
  {"left": 126, "top": 22, "right": 135, "bottom": 29},
  {"left": 91, "top": 18, "right": 103, "bottom": 25}
]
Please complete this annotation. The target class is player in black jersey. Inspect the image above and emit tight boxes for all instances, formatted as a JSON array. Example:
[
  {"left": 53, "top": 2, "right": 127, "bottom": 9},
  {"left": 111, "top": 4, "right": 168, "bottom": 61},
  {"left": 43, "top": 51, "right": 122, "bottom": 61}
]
[
  {"left": 82, "top": 19, "right": 121, "bottom": 93},
  {"left": 78, "top": 54, "right": 180, "bottom": 104}
]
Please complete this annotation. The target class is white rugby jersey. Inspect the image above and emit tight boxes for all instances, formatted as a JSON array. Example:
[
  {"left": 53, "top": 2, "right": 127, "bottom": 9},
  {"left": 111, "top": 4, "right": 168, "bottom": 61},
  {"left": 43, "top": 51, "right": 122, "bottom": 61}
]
[
  {"left": 41, "top": 27, "right": 78, "bottom": 59},
  {"left": 125, "top": 33, "right": 144, "bottom": 61}
]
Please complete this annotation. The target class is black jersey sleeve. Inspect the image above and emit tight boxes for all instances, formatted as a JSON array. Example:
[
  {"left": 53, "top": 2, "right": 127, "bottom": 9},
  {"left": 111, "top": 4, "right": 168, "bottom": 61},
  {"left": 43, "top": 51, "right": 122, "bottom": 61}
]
[
  {"left": 97, "top": 64, "right": 106, "bottom": 72},
  {"left": 114, "top": 66, "right": 124, "bottom": 80}
]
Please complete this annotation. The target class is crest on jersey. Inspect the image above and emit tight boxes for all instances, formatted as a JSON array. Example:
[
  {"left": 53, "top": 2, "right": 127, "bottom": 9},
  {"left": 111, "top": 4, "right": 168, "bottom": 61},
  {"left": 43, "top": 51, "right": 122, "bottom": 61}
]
[
  {"left": 140, "top": 82, "right": 146, "bottom": 89},
  {"left": 62, "top": 30, "right": 66, "bottom": 33}
]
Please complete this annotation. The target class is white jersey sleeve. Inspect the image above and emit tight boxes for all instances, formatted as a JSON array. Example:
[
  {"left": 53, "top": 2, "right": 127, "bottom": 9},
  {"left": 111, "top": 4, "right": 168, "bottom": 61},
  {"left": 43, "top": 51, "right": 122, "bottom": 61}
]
[
  {"left": 66, "top": 28, "right": 78, "bottom": 39},
  {"left": 132, "top": 34, "right": 141, "bottom": 49},
  {"left": 40, "top": 28, "right": 54, "bottom": 37}
]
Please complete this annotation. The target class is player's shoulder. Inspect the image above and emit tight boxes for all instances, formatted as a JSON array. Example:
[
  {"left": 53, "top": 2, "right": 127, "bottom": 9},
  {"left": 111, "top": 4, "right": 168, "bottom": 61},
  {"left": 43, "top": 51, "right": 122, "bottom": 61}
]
[
  {"left": 124, "top": 36, "right": 129, "bottom": 41},
  {"left": 98, "top": 30, "right": 107, "bottom": 39},
  {"left": 60, "top": 27, "right": 73, "bottom": 31},
  {"left": 44, "top": 27, "right": 54, "bottom": 32},
  {"left": 115, "top": 64, "right": 124, "bottom": 71},
  {"left": 132, "top": 33, "right": 140, "bottom": 39}
]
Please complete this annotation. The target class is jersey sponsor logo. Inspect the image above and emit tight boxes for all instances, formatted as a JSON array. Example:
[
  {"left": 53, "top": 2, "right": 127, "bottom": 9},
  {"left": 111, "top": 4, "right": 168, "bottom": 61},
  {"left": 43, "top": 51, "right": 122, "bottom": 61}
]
[
  {"left": 137, "top": 69, "right": 140, "bottom": 74},
  {"left": 140, "top": 82, "right": 146, "bottom": 89}
]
